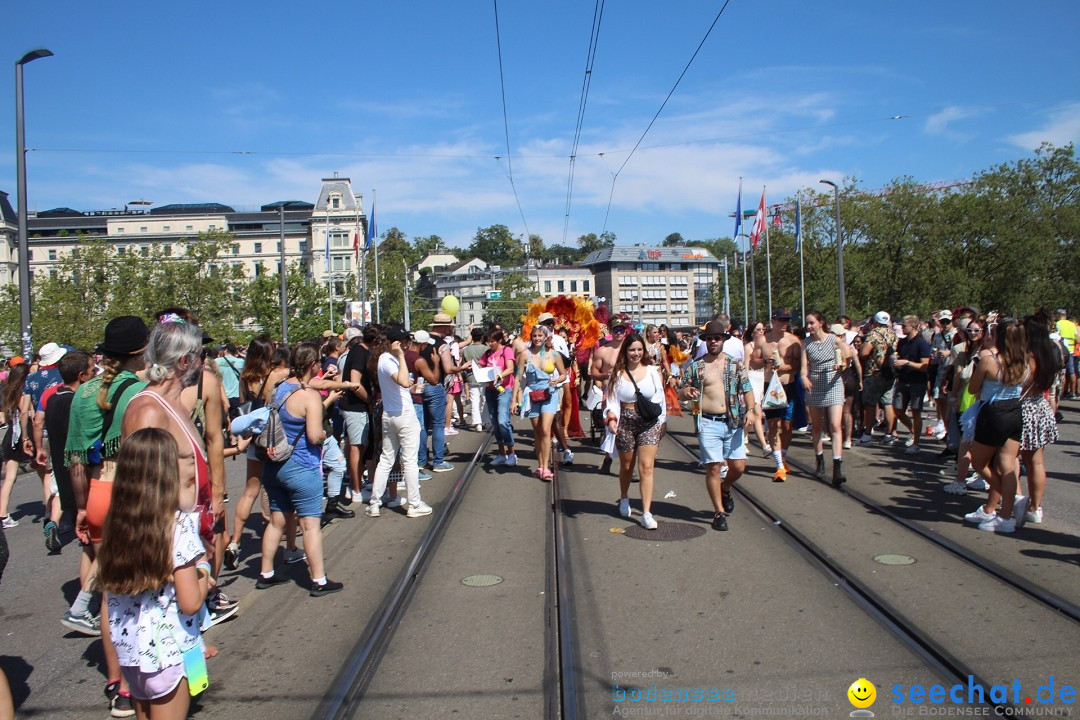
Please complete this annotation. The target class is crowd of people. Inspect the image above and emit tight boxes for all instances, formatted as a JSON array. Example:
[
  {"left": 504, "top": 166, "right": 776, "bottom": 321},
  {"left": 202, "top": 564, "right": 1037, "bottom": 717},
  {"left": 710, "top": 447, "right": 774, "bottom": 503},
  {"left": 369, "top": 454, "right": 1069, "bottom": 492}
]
[{"left": 0, "top": 300, "right": 1072, "bottom": 717}]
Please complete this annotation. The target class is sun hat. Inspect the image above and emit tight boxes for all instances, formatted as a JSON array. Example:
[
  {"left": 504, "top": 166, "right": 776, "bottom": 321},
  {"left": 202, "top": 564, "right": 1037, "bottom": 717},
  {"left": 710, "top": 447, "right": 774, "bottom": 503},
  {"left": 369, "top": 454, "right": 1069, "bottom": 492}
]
[
  {"left": 38, "top": 342, "right": 68, "bottom": 367},
  {"left": 429, "top": 313, "right": 454, "bottom": 326}
]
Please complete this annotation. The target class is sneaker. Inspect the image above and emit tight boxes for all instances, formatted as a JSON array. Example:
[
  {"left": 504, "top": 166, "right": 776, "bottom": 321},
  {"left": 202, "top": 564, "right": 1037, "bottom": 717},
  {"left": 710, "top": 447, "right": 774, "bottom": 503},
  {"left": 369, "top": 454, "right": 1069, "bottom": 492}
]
[
  {"left": 44, "top": 520, "right": 61, "bottom": 552},
  {"left": 562, "top": 448, "right": 574, "bottom": 464},
  {"left": 61, "top": 610, "right": 101, "bottom": 636},
  {"left": 964, "top": 506, "right": 997, "bottom": 523},
  {"left": 856, "top": 433, "right": 874, "bottom": 445},
  {"left": 491, "top": 454, "right": 507, "bottom": 466},
  {"left": 111, "top": 691, "right": 135, "bottom": 718},
  {"left": 641, "top": 512, "right": 658, "bottom": 530},
  {"left": 618, "top": 498, "right": 631, "bottom": 518},
  {"left": 842, "top": 440, "right": 852, "bottom": 449},
  {"left": 474, "top": 424, "right": 484, "bottom": 432},
  {"left": 365, "top": 503, "right": 381, "bottom": 518},
  {"left": 207, "top": 589, "right": 238, "bottom": 611},
  {"left": 772, "top": 466, "right": 787, "bottom": 482},
  {"left": 205, "top": 603, "right": 239, "bottom": 627},
  {"left": 255, "top": 572, "right": 291, "bottom": 589},
  {"left": 407, "top": 501, "right": 433, "bottom": 518},
  {"left": 444, "top": 426, "right": 460, "bottom": 436},
  {"left": 310, "top": 578, "right": 344, "bottom": 597},
  {"left": 904, "top": 445, "right": 920, "bottom": 455},
  {"left": 883, "top": 434, "right": 898, "bottom": 445},
  {"left": 904, "top": 435, "right": 916, "bottom": 448},
  {"left": 711, "top": 512, "right": 729, "bottom": 531},
  {"left": 431, "top": 462, "right": 454, "bottom": 473},
  {"left": 418, "top": 469, "right": 433, "bottom": 480},
  {"left": 284, "top": 548, "right": 307, "bottom": 565},
  {"left": 934, "top": 428, "right": 947, "bottom": 441},
  {"left": 1, "top": 516, "right": 18, "bottom": 529},
  {"left": 722, "top": 492, "right": 734, "bottom": 514},
  {"left": 942, "top": 481, "right": 967, "bottom": 495},
  {"left": 1025, "top": 507, "right": 1043, "bottom": 524},
  {"left": 386, "top": 496, "right": 407, "bottom": 509},
  {"left": 505, "top": 454, "right": 518, "bottom": 467},
  {"left": 223, "top": 492, "right": 230, "bottom": 503},
  {"left": 223, "top": 541, "right": 240, "bottom": 571},
  {"left": 1013, "top": 496, "right": 1030, "bottom": 529},
  {"left": 966, "top": 475, "right": 989, "bottom": 492},
  {"left": 323, "top": 500, "right": 356, "bottom": 519},
  {"left": 978, "top": 515, "right": 1016, "bottom": 533}
]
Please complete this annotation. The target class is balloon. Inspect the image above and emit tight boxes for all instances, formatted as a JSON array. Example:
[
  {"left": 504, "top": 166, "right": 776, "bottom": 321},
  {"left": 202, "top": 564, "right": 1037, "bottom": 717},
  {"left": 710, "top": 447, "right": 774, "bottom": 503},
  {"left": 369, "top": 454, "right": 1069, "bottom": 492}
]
[{"left": 441, "top": 295, "right": 460, "bottom": 318}]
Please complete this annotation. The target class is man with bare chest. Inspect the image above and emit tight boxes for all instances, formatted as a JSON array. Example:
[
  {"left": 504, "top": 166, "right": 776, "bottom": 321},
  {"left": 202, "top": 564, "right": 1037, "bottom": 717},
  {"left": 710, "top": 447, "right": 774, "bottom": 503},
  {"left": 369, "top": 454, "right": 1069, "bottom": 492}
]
[
  {"left": 678, "top": 319, "right": 758, "bottom": 531},
  {"left": 752, "top": 309, "right": 802, "bottom": 481},
  {"left": 590, "top": 316, "right": 628, "bottom": 472}
]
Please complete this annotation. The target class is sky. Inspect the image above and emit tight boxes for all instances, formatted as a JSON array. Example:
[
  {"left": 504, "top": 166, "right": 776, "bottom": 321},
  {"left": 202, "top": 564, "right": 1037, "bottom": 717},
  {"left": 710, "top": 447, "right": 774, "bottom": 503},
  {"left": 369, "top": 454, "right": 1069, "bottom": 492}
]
[{"left": 2, "top": 1, "right": 1078, "bottom": 253}]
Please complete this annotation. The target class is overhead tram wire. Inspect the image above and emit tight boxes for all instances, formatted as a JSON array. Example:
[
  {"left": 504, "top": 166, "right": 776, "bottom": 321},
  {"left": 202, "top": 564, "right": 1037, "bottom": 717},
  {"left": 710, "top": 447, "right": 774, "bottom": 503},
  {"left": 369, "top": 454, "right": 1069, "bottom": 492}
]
[
  {"left": 492, "top": 0, "right": 531, "bottom": 242},
  {"left": 600, "top": 0, "right": 734, "bottom": 234},
  {"left": 562, "top": 0, "right": 606, "bottom": 246}
]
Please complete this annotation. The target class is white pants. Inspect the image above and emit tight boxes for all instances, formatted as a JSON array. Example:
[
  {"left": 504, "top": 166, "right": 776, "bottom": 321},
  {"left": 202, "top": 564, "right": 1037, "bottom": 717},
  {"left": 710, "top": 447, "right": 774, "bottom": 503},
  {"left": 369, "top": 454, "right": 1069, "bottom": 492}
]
[
  {"left": 468, "top": 384, "right": 486, "bottom": 427},
  {"left": 371, "top": 413, "right": 421, "bottom": 506}
]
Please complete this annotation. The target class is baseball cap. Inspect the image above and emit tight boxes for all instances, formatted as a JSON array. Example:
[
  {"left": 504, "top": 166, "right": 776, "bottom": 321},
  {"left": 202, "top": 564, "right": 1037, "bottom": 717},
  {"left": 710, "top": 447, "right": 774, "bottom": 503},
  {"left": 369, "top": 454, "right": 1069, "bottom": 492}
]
[
  {"left": 771, "top": 308, "right": 793, "bottom": 320},
  {"left": 829, "top": 323, "right": 846, "bottom": 336},
  {"left": 386, "top": 327, "right": 409, "bottom": 342},
  {"left": 938, "top": 309, "right": 953, "bottom": 320},
  {"left": 537, "top": 312, "right": 555, "bottom": 324},
  {"left": 610, "top": 316, "right": 626, "bottom": 331},
  {"left": 412, "top": 330, "right": 436, "bottom": 345},
  {"left": 874, "top": 311, "right": 891, "bottom": 325}
]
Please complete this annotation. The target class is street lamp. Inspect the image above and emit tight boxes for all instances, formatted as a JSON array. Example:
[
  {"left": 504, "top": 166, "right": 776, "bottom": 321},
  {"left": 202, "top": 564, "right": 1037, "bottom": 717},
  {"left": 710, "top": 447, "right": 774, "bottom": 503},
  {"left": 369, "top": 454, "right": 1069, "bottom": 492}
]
[
  {"left": 15, "top": 48, "right": 53, "bottom": 358},
  {"left": 819, "top": 179, "right": 846, "bottom": 317}
]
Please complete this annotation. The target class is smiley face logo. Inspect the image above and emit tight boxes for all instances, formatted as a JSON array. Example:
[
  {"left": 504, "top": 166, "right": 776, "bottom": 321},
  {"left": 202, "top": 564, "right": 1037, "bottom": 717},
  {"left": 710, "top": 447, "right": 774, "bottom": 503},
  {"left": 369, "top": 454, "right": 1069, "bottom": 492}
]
[{"left": 847, "top": 678, "right": 876, "bottom": 709}]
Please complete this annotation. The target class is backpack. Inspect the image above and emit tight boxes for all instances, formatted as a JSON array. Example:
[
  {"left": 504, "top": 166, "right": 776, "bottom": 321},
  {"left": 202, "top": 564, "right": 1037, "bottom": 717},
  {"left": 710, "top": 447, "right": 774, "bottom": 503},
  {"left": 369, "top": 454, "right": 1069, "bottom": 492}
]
[{"left": 253, "top": 384, "right": 304, "bottom": 463}]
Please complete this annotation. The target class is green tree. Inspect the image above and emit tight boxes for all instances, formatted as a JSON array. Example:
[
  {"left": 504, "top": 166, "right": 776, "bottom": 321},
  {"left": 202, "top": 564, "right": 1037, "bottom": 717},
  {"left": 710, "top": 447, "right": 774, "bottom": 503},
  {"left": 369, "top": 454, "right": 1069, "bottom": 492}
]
[
  {"left": 577, "top": 231, "right": 616, "bottom": 257},
  {"left": 245, "top": 262, "right": 331, "bottom": 342},
  {"left": 663, "top": 232, "right": 685, "bottom": 246},
  {"left": 466, "top": 224, "right": 525, "bottom": 267},
  {"left": 482, "top": 272, "right": 535, "bottom": 329}
]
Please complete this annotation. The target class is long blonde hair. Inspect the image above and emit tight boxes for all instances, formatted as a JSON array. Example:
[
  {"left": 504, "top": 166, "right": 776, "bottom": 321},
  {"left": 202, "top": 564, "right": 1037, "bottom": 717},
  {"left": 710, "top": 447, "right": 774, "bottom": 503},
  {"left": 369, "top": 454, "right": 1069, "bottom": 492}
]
[{"left": 97, "top": 428, "right": 181, "bottom": 596}]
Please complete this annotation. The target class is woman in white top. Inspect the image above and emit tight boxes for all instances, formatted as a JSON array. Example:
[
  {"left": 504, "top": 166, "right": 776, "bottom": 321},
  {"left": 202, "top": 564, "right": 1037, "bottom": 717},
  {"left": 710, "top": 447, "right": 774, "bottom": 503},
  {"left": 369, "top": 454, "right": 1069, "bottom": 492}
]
[{"left": 603, "top": 332, "right": 666, "bottom": 530}]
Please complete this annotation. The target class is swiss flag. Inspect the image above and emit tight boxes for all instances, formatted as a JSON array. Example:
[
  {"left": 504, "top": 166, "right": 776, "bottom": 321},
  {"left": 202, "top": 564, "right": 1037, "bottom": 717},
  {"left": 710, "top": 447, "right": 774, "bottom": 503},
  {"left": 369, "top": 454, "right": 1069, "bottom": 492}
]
[{"left": 749, "top": 189, "right": 767, "bottom": 251}]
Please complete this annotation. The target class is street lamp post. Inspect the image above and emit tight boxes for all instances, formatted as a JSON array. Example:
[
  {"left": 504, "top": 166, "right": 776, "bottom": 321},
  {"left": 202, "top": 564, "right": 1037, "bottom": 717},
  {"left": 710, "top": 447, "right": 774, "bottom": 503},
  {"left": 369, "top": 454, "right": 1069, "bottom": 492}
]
[
  {"left": 15, "top": 48, "right": 53, "bottom": 358},
  {"left": 279, "top": 205, "right": 288, "bottom": 342},
  {"left": 820, "top": 179, "right": 846, "bottom": 317}
]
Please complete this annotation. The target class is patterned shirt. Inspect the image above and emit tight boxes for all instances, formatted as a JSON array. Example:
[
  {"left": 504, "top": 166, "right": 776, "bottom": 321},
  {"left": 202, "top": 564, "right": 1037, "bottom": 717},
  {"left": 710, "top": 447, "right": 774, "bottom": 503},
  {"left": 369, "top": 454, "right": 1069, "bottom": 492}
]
[
  {"left": 863, "top": 327, "right": 897, "bottom": 377},
  {"left": 681, "top": 355, "right": 753, "bottom": 428}
]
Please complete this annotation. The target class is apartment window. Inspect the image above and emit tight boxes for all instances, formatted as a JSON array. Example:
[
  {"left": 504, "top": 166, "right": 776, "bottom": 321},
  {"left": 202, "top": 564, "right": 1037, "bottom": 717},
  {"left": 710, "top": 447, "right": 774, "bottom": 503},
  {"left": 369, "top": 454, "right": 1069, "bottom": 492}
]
[
  {"left": 163, "top": 225, "right": 171, "bottom": 232},
  {"left": 584, "top": 280, "right": 590, "bottom": 293},
  {"left": 50, "top": 269, "right": 58, "bottom": 280},
  {"left": 332, "top": 255, "right": 351, "bottom": 272},
  {"left": 117, "top": 247, "right": 126, "bottom": 256},
  {"left": 642, "top": 262, "right": 659, "bottom": 271},
  {"left": 570, "top": 280, "right": 577, "bottom": 292},
  {"left": 331, "top": 197, "right": 340, "bottom": 209},
  {"left": 557, "top": 280, "right": 565, "bottom": 292},
  {"left": 331, "top": 231, "right": 350, "bottom": 248},
  {"left": 117, "top": 227, "right": 125, "bottom": 234},
  {"left": 208, "top": 225, "right": 217, "bottom": 231},
  {"left": 164, "top": 245, "right": 172, "bottom": 256},
  {"left": 232, "top": 243, "right": 240, "bottom": 255},
  {"left": 141, "top": 246, "right": 149, "bottom": 257},
  {"left": 669, "top": 263, "right": 682, "bottom": 271},
  {"left": 255, "top": 264, "right": 264, "bottom": 277},
  {"left": 48, "top": 249, "right": 57, "bottom": 261},
  {"left": 140, "top": 226, "right": 148, "bottom": 232},
  {"left": 254, "top": 242, "right": 263, "bottom": 254},
  {"left": 186, "top": 225, "right": 194, "bottom": 232},
  {"left": 544, "top": 280, "right": 552, "bottom": 293},
  {"left": 277, "top": 242, "right": 282, "bottom": 254},
  {"left": 299, "top": 241, "right": 307, "bottom": 254}
]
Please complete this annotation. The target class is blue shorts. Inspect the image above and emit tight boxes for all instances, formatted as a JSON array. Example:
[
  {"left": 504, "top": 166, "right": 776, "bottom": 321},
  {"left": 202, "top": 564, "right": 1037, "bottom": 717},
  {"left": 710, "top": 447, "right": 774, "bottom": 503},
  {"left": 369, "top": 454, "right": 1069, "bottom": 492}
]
[
  {"left": 763, "top": 382, "right": 797, "bottom": 422},
  {"left": 526, "top": 386, "right": 561, "bottom": 418},
  {"left": 1067, "top": 353, "right": 1076, "bottom": 376},
  {"left": 261, "top": 456, "right": 323, "bottom": 517},
  {"left": 698, "top": 415, "right": 747, "bottom": 464}
]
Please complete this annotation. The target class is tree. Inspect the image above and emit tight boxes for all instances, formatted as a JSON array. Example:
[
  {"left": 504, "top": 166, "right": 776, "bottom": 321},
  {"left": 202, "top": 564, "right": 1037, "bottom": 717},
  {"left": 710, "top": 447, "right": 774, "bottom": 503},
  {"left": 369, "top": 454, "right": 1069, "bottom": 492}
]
[
  {"left": 466, "top": 224, "right": 525, "bottom": 267},
  {"left": 413, "top": 234, "right": 445, "bottom": 257},
  {"left": 482, "top": 272, "right": 535, "bottom": 329},
  {"left": 245, "top": 262, "right": 330, "bottom": 342},
  {"left": 528, "top": 233, "right": 545, "bottom": 262},
  {"left": 577, "top": 231, "right": 616, "bottom": 257},
  {"left": 663, "top": 232, "right": 685, "bottom": 246}
]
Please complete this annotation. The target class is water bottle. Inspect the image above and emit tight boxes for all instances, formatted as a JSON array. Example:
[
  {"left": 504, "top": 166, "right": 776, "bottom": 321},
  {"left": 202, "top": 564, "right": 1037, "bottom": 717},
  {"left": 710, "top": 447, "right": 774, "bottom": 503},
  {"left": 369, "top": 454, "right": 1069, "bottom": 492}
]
[{"left": 834, "top": 346, "right": 843, "bottom": 368}]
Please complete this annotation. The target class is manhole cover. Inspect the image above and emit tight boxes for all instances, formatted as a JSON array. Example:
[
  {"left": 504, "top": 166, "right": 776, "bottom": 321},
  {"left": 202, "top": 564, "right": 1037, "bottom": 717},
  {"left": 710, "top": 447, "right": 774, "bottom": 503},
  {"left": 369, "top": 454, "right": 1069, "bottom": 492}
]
[
  {"left": 622, "top": 522, "right": 707, "bottom": 542},
  {"left": 462, "top": 574, "right": 504, "bottom": 587},
  {"left": 873, "top": 554, "right": 916, "bottom": 566}
]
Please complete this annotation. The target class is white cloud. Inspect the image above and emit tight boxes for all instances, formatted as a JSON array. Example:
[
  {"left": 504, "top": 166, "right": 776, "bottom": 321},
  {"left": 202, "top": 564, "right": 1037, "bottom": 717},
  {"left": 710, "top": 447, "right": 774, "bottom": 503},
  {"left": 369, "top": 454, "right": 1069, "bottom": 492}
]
[
  {"left": 1008, "top": 103, "right": 1080, "bottom": 150},
  {"left": 924, "top": 106, "right": 981, "bottom": 135}
]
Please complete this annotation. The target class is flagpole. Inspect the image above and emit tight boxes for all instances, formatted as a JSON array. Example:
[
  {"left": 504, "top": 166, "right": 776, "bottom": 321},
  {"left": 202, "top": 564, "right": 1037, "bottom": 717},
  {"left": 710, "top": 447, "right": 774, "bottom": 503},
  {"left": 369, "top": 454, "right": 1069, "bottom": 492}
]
[
  {"left": 372, "top": 188, "right": 381, "bottom": 323},
  {"left": 402, "top": 258, "right": 411, "bottom": 330},
  {"left": 723, "top": 256, "right": 730, "bottom": 317},
  {"left": 356, "top": 201, "right": 365, "bottom": 321},
  {"left": 797, "top": 195, "right": 805, "bottom": 325},
  {"left": 746, "top": 233, "right": 757, "bottom": 321},
  {"left": 742, "top": 245, "right": 748, "bottom": 325},
  {"left": 764, "top": 186, "right": 773, "bottom": 321}
]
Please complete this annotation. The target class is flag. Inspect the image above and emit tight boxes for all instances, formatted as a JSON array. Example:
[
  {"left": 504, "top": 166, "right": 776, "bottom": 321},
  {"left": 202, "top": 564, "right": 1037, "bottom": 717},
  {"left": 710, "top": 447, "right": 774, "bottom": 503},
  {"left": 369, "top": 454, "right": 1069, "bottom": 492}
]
[
  {"left": 749, "top": 188, "right": 766, "bottom": 251},
  {"left": 772, "top": 210, "right": 783, "bottom": 228},
  {"left": 365, "top": 196, "right": 376, "bottom": 251},
  {"left": 733, "top": 180, "right": 743, "bottom": 246},
  {"left": 353, "top": 224, "right": 360, "bottom": 261},
  {"left": 794, "top": 196, "right": 802, "bottom": 254}
]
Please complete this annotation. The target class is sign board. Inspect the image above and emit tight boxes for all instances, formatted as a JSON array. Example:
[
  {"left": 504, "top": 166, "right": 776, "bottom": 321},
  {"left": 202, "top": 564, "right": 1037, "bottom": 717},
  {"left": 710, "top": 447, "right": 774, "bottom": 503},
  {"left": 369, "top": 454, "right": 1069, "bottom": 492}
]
[
  {"left": 346, "top": 301, "right": 371, "bottom": 324},
  {"left": 486, "top": 291, "right": 502, "bottom": 300}
]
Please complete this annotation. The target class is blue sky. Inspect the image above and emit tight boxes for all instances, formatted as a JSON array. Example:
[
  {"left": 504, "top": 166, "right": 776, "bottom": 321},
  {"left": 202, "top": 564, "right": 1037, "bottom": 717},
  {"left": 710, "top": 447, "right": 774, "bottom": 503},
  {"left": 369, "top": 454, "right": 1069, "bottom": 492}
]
[{"left": 3, "top": 1, "right": 1078, "bottom": 252}]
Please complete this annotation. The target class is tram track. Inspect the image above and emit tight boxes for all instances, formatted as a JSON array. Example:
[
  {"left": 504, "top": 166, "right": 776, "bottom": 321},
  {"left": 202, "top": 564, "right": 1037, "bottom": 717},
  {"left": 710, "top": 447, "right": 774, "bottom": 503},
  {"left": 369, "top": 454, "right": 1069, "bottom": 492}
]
[{"left": 662, "top": 428, "right": 1046, "bottom": 715}]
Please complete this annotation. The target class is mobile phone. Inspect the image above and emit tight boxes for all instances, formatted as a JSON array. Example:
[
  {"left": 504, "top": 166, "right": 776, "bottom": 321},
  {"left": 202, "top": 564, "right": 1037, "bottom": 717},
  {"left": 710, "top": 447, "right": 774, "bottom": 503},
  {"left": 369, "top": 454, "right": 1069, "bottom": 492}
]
[{"left": 182, "top": 642, "right": 209, "bottom": 696}]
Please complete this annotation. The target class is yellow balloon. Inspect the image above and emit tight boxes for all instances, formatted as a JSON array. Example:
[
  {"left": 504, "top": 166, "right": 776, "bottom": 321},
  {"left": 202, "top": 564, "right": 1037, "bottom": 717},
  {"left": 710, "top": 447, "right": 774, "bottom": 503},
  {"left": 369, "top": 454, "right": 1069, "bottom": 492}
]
[{"left": 441, "top": 295, "right": 460, "bottom": 318}]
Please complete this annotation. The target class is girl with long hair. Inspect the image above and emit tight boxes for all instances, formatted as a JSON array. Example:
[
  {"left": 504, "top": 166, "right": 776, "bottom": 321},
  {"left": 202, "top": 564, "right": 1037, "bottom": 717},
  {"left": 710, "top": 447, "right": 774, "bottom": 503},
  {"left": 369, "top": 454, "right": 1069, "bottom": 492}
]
[
  {"left": 1017, "top": 310, "right": 1061, "bottom": 525},
  {"left": 511, "top": 325, "right": 566, "bottom": 481},
  {"left": 477, "top": 329, "right": 517, "bottom": 465},
  {"left": 743, "top": 321, "right": 770, "bottom": 454},
  {"left": 97, "top": 428, "right": 210, "bottom": 719},
  {"left": 801, "top": 311, "right": 847, "bottom": 487},
  {"left": 0, "top": 363, "right": 31, "bottom": 527},
  {"left": 963, "top": 319, "right": 1029, "bottom": 533},
  {"left": 224, "top": 335, "right": 291, "bottom": 570},
  {"left": 257, "top": 343, "right": 344, "bottom": 595},
  {"left": 603, "top": 332, "right": 666, "bottom": 529},
  {"left": 942, "top": 326, "right": 983, "bottom": 495}
]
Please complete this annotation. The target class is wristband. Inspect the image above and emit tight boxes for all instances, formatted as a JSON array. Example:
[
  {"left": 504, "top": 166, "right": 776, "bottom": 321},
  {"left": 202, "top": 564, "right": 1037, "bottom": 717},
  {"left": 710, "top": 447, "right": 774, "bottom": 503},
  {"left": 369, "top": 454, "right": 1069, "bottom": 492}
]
[{"left": 195, "top": 562, "right": 212, "bottom": 579}]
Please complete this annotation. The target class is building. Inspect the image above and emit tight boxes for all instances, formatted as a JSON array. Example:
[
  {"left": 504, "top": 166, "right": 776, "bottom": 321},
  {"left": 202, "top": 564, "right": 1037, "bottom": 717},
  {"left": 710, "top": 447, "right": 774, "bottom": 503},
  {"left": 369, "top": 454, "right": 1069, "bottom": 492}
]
[
  {"left": 9, "top": 177, "right": 368, "bottom": 297},
  {"left": 581, "top": 245, "right": 721, "bottom": 327},
  {"left": 0, "top": 192, "right": 17, "bottom": 288}
]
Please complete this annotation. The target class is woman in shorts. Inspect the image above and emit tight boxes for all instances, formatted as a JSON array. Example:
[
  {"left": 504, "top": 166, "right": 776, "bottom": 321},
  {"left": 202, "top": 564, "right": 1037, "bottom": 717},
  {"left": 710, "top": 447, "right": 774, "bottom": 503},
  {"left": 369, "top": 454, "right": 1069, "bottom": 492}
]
[
  {"left": 1018, "top": 311, "right": 1061, "bottom": 525},
  {"left": 603, "top": 332, "right": 666, "bottom": 530},
  {"left": 512, "top": 326, "right": 566, "bottom": 481}
]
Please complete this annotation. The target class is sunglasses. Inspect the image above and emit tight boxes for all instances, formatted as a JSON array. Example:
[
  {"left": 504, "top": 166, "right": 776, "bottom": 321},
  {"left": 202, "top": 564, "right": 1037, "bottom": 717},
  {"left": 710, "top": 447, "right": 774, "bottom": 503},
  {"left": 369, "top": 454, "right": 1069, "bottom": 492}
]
[
  {"left": 611, "top": 327, "right": 627, "bottom": 334},
  {"left": 704, "top": 335, "right": 729, "bottom": 341}
]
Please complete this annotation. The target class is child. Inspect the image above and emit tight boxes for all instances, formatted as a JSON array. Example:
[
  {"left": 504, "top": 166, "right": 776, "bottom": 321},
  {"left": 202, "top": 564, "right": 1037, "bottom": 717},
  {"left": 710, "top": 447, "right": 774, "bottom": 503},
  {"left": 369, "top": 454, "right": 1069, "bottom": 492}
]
[{"left": 97, "top": 428, "right": 211, "bottom": 718}]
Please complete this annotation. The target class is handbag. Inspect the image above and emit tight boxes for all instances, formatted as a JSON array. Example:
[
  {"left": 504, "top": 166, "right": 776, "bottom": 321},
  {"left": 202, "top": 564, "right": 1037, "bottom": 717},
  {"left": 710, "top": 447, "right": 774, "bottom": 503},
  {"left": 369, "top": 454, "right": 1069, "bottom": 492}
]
[
  {"left": 763, "top": 372, "right": 789, "bottom": 410},
  {"left": 528, "top": 388, "right": 551, "bottom": 404},
  {"left": 627, "top": 371, "right": 662, "bottom": 423}
]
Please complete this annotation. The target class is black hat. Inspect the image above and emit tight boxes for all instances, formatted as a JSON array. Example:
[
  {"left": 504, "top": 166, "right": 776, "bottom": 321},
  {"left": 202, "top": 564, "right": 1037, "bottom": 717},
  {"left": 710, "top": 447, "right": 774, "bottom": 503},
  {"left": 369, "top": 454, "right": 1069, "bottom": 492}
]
[
  {"left": 771, "top": 308, "right": 793, "bottom": 320},
  {"left": 386, "top": 327, "right": 410, "bottom": 342},
  {"left": 701, "top": 320, "right": 732, "bottom": 338},
  {"left": 96, "top": 316, "right": 150, "bottom": 356}
]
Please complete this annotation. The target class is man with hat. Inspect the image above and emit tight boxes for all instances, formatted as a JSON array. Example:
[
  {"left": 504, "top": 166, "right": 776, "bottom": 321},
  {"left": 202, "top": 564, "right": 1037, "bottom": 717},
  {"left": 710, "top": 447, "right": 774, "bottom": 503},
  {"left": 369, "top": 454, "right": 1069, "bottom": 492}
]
[
  {"left": 590, "top": 315, "right": 629, "bottom": 473},
  {"left": 752, "top": 309, "right": 802, "bottom": 481},
  {"left": 857, "top": 311, "right": 898, "bottom": 445},
  {"left": 18, "top": 341, "right": 68, "bottom": 527},
  {"left": 422, "top": 313, "right": 462, "bottom": 473},
  {"left": 678, "top": 317, "right": 759, "bottom": 531},
  {"left": 929, "top": 310, "right": 955, "bottom": 443}
]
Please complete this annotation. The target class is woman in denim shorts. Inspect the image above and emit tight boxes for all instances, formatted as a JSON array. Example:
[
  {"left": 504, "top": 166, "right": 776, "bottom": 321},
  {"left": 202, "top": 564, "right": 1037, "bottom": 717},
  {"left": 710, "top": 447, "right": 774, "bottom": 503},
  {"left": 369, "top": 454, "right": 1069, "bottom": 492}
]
[{"left": 512, "top": 326, "right": 566, "bottom": 481}]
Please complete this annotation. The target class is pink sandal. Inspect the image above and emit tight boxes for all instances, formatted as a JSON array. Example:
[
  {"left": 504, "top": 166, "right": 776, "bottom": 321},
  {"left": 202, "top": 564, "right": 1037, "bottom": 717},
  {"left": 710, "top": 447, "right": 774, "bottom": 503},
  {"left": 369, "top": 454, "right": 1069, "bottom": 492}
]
[{"left": 539, "top": 468, "right": 554, "bottom": 481}]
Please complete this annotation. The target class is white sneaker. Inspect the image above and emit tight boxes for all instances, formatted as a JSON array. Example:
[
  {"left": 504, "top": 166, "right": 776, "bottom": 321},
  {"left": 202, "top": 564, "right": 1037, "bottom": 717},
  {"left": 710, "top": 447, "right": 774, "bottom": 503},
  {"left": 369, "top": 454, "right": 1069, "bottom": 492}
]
[
  {"left": 1013, "top": 496, "right": 1029, "bottom": 529},
  {"left": 618, "top": 498, "right": 631, "bottom": 518},
  {"left": 407, "top": 501, "right": 433, "bottom": 518},
  {"left": 856, "top": 433, "right": 873, "bottom": 445},
  {"left": 842, "top": 440, "right": 852, "bottom": 449},
  {"left": 491, "top": 454, "right": 507, "bottom": 466},
  {"left": 964, "top": 506, "right": 996, "bottom": 523},
  {"left": 1025, "top": 507, "right": 1043, "bottom": 524},
  {"left": 365, "top": 503, "right": 381, "bottom": 518},
  {"left": 444, "top": 427, "right": 459, "bottom": 436},
  {"left": 641, "top": 512, "right": 658, "bottom": 530},
  {"left": 0, "top": 516, "right": 18, "bottom": 529},
  {"left": 474, "top": 424, "right": 483, "bottom": 432},
  {"left": 561, "top": 449, "right": 574, "bottom": 464},
  {"left": 979, "top": 515, "right": 1015, "bottom": 533},
  {"left": 505, "top": 454, "right": 518, "bottom": 467},
  {"left": 966, "top": 475, "right": 989, "bottom": 492},
  {"left": 883, "top": 434, "right": 898, "bottom": 444},
  {"left": 904, "top": 436, "right": 916, "bottom": 448},
  {"left": 386, "top": 497, "right": 407, "bottom": 509}
]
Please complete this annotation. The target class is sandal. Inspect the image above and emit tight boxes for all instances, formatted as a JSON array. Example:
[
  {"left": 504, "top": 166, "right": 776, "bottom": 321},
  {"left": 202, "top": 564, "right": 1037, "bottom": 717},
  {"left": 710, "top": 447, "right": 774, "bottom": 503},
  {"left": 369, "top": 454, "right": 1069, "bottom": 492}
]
[{"left": 539, "top": 468, "right": 554, "bottom": 481}]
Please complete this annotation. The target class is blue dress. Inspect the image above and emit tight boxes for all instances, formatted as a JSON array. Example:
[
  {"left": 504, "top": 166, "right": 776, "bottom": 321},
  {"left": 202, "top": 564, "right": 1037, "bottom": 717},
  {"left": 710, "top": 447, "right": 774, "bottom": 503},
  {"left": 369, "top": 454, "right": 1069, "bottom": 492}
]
[{"left": 523, "top": 352, "right": 561, "bottom": 417}]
